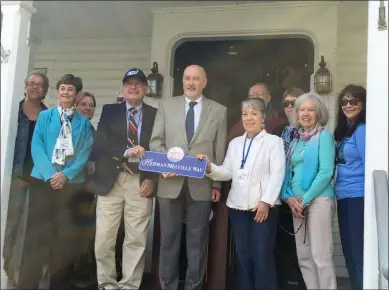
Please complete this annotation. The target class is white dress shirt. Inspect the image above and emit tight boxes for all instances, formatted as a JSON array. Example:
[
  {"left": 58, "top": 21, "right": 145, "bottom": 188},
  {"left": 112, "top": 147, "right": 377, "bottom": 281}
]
[
  {"left": 185, "top": 96, "right": 203, "bottom": 132},
  {"left": 206, "top": 130, "right": 286, "bottom": 210}
]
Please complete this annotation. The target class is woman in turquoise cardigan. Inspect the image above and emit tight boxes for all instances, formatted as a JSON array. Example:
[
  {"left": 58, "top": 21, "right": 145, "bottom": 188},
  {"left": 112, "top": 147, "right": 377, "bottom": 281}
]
[
  {"left": 281, "top": 92, "right": 336, "bottom": 290},
  {"left": 17, "top": 74, "right": 93, "bottom": 290}
]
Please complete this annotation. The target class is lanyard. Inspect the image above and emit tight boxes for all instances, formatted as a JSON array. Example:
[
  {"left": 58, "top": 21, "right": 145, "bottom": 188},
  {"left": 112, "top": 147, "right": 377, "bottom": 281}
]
[{"left": 241, "top": 132, "right": 260, "bottom": 169}]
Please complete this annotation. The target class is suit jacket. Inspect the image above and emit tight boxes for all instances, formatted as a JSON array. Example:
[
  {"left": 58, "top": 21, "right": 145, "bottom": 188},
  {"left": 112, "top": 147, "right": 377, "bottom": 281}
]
[
  {"left": 149, "top": 95, "right": 227, "bottom": 201},
  {"left": 31, "top": 107, "right": 93, "bottom": 183},
  {"left": 92, "top": 101, "right": 157, "bottom": 196}
]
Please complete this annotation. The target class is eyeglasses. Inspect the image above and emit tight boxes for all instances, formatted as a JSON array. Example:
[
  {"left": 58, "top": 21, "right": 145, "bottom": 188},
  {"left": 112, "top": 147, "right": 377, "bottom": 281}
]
[
  {"left": 27, "top": 81, "right": 45, "bottom": 89},
  {"left": 340, "top": 98, "right": 359, "bottom": 107},
  {"left": 248, "top": 91, "right": 268, "bottom": 98},
  {"left": 283, "top": 100, "right": 295, "bottom": 108}
]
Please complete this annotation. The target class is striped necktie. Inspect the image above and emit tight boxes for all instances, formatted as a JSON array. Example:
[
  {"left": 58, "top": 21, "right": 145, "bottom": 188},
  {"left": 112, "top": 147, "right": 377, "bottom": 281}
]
[{"left": 127, "top": 107, "right": 138, "bottom": 147}]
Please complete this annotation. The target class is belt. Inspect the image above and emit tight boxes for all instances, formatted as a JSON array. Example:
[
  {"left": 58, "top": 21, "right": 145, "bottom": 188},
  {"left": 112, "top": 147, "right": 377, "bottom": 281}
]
[{"left": 122, "top": 161, "right": 141, "bottom": 175}]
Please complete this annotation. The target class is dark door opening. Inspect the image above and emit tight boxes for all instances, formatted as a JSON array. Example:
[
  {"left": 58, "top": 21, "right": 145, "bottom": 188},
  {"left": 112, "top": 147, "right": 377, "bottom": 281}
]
[
  {"left": 173, "top": 37, "right": 314, "bottom": 132},
  {"left": 168, "top": 37, "right": 314, "bottom": 290}
]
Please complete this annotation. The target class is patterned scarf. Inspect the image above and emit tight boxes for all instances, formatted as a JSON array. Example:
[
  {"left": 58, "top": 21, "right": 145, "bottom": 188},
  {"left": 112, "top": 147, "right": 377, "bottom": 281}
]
[
  {"left": 286, "top": 123, "right": 323, "bottom": 162},
  {"left": 52, "top": 106, "right": 75, "bottom": 166}
]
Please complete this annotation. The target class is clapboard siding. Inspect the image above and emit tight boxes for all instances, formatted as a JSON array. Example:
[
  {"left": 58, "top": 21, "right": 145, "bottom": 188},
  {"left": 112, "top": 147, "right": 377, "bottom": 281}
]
[
  {"left": 332, "top": 2, "right": 368, "bottom": 278},
  {"left": 34, "top": 38, "right": 152, "bottom": 127},
  {"left": 336, "top": 1, "right": 368, "bottom": 93}
]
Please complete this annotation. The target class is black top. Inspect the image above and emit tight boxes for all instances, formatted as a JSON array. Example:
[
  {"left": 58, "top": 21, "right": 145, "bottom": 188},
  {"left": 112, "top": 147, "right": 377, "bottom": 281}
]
[{"left": 22, "top": 120, "right": 36, "bottom": 178}]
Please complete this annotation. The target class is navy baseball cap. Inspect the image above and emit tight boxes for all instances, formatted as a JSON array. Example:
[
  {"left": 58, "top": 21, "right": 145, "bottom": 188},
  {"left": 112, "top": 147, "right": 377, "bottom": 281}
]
[{"left": 122, "top": 68, "right": 148, "bottom": 84}]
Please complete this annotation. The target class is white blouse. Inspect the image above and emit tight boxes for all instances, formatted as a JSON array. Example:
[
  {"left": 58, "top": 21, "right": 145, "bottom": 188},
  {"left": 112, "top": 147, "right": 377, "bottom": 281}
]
[{"left": 207, "top": 130, "right": 285, "bottom": 211}]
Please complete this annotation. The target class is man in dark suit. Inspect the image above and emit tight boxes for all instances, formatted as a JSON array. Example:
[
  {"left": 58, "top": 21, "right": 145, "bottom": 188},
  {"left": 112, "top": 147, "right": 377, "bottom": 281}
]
[{"left": 92, "top": 68, "right": 157, "bottom": 290}]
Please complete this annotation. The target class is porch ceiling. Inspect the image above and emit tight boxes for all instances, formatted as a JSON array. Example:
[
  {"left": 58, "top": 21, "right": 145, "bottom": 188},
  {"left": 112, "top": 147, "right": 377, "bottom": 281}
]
[{"left": 32, "top": 1, "right": 256, "bottom": 40}]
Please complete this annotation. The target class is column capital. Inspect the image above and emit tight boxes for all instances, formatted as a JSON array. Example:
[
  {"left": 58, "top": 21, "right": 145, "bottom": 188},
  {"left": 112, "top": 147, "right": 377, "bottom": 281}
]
[{"left": 1, "top": 1, "right": 37, "bottom": 14}]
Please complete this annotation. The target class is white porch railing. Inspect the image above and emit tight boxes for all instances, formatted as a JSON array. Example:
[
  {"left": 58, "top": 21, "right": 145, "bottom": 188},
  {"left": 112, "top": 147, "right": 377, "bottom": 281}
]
[
  {"left": 373, "top": 170, "right": 388, "bottom": 288},
  {"left": 364, "top": 1, "right": 388, "bottom": 289}
]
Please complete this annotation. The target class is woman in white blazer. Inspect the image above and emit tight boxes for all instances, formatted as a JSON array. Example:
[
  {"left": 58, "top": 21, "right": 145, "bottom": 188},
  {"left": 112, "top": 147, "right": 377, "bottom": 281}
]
[{"left": 197, "top": 98, "right": 285, "bottom": 290}]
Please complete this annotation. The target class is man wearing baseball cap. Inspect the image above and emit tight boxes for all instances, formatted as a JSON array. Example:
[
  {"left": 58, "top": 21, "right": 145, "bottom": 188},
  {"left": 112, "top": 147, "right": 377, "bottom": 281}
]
[{"left": 92, "top": 68, "right": 157, "bottom": 290}]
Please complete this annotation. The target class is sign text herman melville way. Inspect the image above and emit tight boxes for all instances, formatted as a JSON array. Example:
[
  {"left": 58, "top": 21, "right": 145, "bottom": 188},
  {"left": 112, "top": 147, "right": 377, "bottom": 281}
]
[{"left": 138, "top": 150, "right": 207, "bottom": 178}]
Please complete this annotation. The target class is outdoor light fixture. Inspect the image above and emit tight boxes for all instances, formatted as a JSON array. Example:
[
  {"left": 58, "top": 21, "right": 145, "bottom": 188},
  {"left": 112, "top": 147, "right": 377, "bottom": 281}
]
[
  {"left": 314, "top": 56, "right": 332, "bottom": 94},
  {"left": 228, "top": 45, "right": 237, "bottom": 56},
  {"left": 147, "top": 62, "right": 163, "bottom": 98}
]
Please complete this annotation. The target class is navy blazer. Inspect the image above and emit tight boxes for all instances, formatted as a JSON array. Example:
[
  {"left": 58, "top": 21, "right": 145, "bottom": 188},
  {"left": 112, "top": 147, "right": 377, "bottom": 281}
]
[{"left": 91, "top": 101, "right": 157, "bottom": 196}]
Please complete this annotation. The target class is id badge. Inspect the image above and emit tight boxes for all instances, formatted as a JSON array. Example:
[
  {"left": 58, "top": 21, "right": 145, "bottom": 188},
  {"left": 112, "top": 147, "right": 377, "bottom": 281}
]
[
  {"left": 236, "top": 169, "right": 249, "bottom": 184},
  {"left": 59, "top": 138, "right": 71, "bottom": 150}
]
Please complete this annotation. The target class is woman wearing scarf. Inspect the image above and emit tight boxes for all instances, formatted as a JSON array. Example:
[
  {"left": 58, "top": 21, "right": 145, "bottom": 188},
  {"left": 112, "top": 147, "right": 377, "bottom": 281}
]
[
  {"left": 334, "top": 85, "right": 366, "bottom": 290},
  {"left": 197, "top": 98, "right": 285, "bottom": 290},
  {"left": 17, "top": 74, "right": 93, "bottom": 290},
  {"left": 281, "top": 92, "right": 337, "bottom": 289}
]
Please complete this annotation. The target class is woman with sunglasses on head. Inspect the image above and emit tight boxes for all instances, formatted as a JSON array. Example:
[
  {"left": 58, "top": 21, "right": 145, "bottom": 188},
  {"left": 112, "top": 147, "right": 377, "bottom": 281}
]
[
  {"left": 333, "top": 85, "right": 366, "bottom": 290},
  {"left": 281, "top": 92, "right": 337, "bottom": 289}
]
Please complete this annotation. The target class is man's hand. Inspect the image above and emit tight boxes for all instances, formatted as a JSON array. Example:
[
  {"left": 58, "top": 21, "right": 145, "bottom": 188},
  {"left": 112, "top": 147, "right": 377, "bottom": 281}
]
[
  {"left": 251, "top": 201, "right": 270, "bottom": 223},
  {"left": 125, "top": 145, "right": 145, "bottom": 159},
  {"left": 162, "top": 173, "right": 177, "bottom": 179},
  {"left": 211, "top": 188, "right": 221, "bottom": 202},
  {"left": 50, "top": 172, "right": 68, "bottom": 190},
  {"left": 286, "top": 196, "right": 304, "bottom": 219},
  {"left": 140, "top": 179, "right": 154, "bottom": 198},
  {"left": 196, "top": 154, "right": 211, "bottom": 173}
]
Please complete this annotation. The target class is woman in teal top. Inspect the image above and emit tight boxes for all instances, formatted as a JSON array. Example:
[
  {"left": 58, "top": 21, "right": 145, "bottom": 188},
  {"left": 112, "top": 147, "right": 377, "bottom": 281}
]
[
  {"left": 281, "top": 92, "right": 336, "bottom": 290},
  {"left": 17, "top": 74, "right": 93, "bottom": 290}
]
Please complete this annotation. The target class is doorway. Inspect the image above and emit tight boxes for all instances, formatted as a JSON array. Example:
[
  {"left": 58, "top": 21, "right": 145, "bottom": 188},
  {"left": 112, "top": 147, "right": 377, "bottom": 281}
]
[
  {"left": 170, "top": 36, "right": 314, "bottom": 290},
  {"left": 173, "top": 37, "right": 314, "bottom": 131}
]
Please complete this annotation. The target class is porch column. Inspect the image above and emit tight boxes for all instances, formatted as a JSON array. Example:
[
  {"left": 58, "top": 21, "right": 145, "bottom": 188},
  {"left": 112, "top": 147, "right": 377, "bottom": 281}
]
[
  {"left": 364, "top": 1, "right": 388, "bottom": 289},
  {"left": 0, "top": 1, "right": 36, "bottom": 288}
]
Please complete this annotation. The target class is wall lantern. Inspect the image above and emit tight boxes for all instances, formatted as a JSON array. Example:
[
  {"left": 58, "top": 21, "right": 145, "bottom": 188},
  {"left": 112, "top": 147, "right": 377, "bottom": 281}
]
[
  {"left": 147, "top": 62, "right": 163, "bottom": 98},
  {"left": 314, "top": 56, "right": 332, "bottom": 94}
]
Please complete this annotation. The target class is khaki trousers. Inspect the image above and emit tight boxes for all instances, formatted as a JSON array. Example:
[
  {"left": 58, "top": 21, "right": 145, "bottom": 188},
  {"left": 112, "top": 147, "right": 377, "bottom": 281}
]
[
  {"left": 95, "top": 173, "right": 153, "bottom": 290},
  {"left": 293, "top": 197, "right": 337, "bottom": 290}
]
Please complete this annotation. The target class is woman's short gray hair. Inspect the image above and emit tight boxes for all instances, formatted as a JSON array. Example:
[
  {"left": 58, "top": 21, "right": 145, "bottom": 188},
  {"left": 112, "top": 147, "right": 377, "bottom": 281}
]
[
  {"left": 293, "top": 92, "right": 329, "bottom": 127},
  {"left": 24, "top": 70, "right": 50, "bottom": 98},
  {"left": 241, "top": 98, "right": 267, "bottom": 118}
]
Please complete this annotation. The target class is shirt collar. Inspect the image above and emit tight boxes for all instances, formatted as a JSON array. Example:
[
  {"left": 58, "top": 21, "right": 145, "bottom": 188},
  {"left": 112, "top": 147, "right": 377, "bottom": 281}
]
[
  {"left": 185, "top": 95, "right": 203, "bottom": 105},
  {"left": 243, "top": 129, "right": 267, "bottom": 140},
  {"left": 126, "top": 101, "right": 143, "bottom": 112}
]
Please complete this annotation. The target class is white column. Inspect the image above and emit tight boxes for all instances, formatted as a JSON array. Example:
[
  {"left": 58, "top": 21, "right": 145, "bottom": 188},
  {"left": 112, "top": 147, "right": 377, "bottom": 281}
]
[
  {"left": 0, "top": 1, "right": 36, "bottom": 288},
  {"left": 364, "top": 1, "right": 388, "bottom": 289}
]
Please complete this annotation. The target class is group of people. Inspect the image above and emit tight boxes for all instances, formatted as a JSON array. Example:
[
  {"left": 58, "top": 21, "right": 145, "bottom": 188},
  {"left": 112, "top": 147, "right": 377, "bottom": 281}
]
[{"left": 3, "top": 64, "right": 366, "bottom": 290}]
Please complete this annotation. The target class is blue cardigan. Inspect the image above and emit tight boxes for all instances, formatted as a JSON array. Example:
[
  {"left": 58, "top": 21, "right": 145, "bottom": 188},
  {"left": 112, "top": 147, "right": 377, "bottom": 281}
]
[{"left": 31, "top": 107, "right": 93, "bottom": 183}]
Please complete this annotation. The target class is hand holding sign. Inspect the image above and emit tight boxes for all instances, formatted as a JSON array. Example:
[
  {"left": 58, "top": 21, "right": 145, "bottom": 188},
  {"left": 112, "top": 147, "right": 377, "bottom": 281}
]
[
  {"left": 126, "top": 145, "right": 145, "bottom": 159},
  {"left": 196, "top": 154, "right": 211, "bottom": 173}
]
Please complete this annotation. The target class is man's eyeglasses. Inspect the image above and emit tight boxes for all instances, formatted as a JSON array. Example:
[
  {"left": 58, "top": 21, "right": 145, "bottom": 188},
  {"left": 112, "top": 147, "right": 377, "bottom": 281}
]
[
  {"left": 248, "top": 91, "right": 268, "bottom": 98},
  {"left": 340, "top": 98, "right": 359, "bottom": 107},
  {"left": 283, "top": 100, "right": 296, "bottom": 108},
  {"left": 27, "top": 81, "right": 45, "bottom": 89}
]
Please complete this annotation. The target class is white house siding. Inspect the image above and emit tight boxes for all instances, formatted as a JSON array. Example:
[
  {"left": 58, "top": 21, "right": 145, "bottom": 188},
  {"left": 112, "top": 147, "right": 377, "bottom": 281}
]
[
  {"left": 33, "top": 38, "right": 154, "bottom": 128},
  {"left": 336, "top": 1, "right": 368, "bottom": 94},
  {"left": 333, "top": 1, "right": 368, "bottom": 278}
]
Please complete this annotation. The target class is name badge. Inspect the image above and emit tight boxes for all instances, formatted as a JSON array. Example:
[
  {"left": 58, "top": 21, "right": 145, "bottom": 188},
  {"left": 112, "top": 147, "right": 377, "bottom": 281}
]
[
  {"left": 236, "top": 169, "right": 249, "bottom": 184},
  {"left": 59, "top": 138, "right": 71, "bottom": 150}
]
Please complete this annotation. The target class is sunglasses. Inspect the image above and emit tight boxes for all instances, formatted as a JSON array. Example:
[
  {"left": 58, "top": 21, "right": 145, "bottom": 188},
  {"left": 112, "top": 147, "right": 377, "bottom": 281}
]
[
  {"left": 283, "top": 100, "right": 295, "bottom": 108},
  {"left": 340, "top": 98, "right": 359, "bottom": 106}
]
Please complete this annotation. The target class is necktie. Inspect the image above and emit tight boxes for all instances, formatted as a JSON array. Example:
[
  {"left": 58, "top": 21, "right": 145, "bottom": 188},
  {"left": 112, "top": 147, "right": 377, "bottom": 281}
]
[
  {"left": 127, "top": 108, "right": 138, "bottom": 147},
  {"left": 186, "top": 101, "right": 197, "bottom": 143}
]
